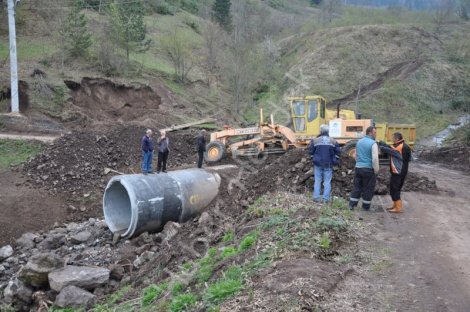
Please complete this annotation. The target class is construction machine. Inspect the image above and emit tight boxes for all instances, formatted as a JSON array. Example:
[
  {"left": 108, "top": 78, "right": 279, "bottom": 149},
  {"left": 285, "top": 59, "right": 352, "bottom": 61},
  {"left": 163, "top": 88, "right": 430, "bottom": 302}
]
[{"left": 204, "top": 95, "right": 416, "bottom": 162}]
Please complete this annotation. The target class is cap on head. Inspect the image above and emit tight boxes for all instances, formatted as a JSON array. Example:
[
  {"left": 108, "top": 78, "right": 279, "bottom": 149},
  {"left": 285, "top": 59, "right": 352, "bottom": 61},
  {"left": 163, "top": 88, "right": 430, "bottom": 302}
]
[{"left": 320, "top": 124, "right": 329, "bottom": 134}]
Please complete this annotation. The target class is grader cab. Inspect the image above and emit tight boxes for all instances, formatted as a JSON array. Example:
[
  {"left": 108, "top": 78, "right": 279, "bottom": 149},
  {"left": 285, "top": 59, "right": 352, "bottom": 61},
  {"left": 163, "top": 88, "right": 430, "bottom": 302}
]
[{"left": 204, "top": 95, "right": 416, "bottom": 163}]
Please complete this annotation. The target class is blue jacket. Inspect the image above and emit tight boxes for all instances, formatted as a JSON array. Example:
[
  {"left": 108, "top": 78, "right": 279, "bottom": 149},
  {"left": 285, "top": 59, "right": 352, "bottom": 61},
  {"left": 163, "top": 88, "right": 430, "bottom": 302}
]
[
  {"left": 356, "top": 135, "right": 376, "bottom": 169},
  {"left": 141, "top": 135, "right": 154, "bottom": 152},
  {"left": 308, "top": 135, "right": 341, "bottom": 168}
]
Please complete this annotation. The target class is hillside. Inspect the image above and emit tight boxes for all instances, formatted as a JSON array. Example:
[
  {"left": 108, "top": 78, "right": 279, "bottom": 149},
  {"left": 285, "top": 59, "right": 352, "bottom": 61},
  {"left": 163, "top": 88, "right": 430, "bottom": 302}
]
[{"left": 1, "top": 1, "right": 469, "bottom": 137}]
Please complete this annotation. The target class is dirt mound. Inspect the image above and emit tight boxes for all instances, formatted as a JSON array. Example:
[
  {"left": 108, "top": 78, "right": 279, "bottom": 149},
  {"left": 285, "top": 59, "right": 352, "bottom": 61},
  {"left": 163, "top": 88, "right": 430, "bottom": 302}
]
[
  {"left": 233, "top": 148, "right": 437, "bottom": 205},
  {"left": 419, "top": 145, "right": 470, "bottom": 173},
  {"left": 21, "top": 127, "right": 201, "bottom": 215}
]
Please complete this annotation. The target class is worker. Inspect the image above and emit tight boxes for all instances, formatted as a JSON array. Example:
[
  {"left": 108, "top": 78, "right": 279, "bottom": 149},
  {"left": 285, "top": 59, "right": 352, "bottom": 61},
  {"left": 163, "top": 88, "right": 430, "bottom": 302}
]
[
  {"left": 308, "top": 124, "right": 341, "bottom": 203},
  {"left": 197, "top": 129, "right": 207, "bottom": 168},
  {"left": 378, "top": 132, "right": 412, "bottom": 213},
  {"left": 141, "top": 129, "right": 154, "bottom": 175},
  {"left": 156, "top": 130, "right": 170, "bottom": 174},
  {"left": 349, "top": 126, "right": 379, "bottom": 210}
]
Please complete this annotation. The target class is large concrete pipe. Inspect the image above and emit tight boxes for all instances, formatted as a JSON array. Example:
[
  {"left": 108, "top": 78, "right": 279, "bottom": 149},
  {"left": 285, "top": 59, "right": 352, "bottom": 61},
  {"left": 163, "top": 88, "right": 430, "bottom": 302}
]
[{"left": 103, "top": 169, "right": 221, "bottom": 239}]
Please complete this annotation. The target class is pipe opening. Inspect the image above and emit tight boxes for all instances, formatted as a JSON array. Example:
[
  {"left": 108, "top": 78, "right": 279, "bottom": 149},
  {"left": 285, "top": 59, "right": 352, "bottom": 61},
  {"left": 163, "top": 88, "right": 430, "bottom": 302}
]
[{"left": 103, "top": 181, "right": 132, "bottom": 233}]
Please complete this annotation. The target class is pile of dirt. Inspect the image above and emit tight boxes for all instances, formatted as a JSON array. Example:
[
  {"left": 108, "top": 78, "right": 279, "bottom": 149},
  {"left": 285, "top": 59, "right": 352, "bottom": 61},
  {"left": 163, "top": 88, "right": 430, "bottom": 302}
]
[
  {"left": 419, "top": 145, "right": 470, "bottom": 173},
  {"left": 20, "top": 127, "right": 200, "bottom": 210},
  {"left": 232, "top": 149, "right": 437, "bottom": 206}
]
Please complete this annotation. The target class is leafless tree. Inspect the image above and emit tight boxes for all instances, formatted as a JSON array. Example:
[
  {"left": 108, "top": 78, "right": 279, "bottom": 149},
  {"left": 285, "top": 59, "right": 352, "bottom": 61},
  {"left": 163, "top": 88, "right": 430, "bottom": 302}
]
[
  {"left": 321, "top": 0, "right": 342, "bottom": 24},
  {"left": 432, "top": 0, "right": 454, "bottom": 34},
  {"left": 201, "top": 21, "right": 224, "bottom": 86}
]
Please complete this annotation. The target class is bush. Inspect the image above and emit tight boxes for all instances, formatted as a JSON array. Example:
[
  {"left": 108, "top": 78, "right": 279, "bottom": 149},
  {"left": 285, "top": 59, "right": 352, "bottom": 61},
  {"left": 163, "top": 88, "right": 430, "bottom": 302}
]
[{"left": 156, "top": 3, "right": 174, "bottom": 15}]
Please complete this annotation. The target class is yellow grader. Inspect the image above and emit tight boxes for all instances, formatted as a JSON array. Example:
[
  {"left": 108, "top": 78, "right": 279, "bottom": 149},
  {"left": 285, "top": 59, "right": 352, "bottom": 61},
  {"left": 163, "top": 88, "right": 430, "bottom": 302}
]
[{"left": 204, "top": 95, "right": 416, "bottom": 162}]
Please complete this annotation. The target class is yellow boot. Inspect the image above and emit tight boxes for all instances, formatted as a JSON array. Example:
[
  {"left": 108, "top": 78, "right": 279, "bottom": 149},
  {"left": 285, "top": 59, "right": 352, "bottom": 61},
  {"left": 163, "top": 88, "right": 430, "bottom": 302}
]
[
  {"left": 386, "top": 201, "right": 397, "bottom": 211},
  {"left": 389, "top": 199, "right": 403, "bottom": 213}
]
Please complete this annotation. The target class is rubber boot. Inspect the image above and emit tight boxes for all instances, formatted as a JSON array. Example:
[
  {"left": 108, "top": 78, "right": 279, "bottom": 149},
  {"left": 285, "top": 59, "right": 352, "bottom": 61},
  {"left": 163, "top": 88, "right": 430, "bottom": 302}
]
[
  {"left": 389, "top": 199, "right": 402, "bottom": 213},
  {"left": 387, "top": 201, "right": 397, "bottom": 211}
]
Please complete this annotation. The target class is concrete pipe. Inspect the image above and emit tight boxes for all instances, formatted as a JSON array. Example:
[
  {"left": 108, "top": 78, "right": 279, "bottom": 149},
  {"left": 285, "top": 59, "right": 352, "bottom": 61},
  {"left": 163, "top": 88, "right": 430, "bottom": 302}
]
[{"left": 103, "top": 169, "right": 221, "bottom": 239}]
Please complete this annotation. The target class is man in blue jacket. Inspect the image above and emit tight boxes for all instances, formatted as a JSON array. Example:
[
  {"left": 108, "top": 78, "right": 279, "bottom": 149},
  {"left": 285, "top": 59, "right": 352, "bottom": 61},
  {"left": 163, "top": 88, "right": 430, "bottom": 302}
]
[
  {"left": 309, "top": 124, "right": 341, "bottom": 203},
  {"left": 141, "top": 129, "right": 154, "bottom": 175}
]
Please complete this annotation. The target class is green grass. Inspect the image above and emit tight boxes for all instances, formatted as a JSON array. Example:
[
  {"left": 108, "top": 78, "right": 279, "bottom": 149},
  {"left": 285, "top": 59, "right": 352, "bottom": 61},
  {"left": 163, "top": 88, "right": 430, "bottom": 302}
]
[
  {"left": 221, "top": 246, "right": 238, "bottom": 259},
  {"left": 107, "top": 285, "right": 131, "bottom": 305},
  {"left": 222, "top": 230, "right": 235, "bottom": 242},
  {"left": 238, "top": 232, "right": 258, "bottom": 252},
  {"left": 0, "top": 139, "right": 45, "bottom": 169},
  {"left": 170, "top": 293, "right": 197, "bottom": 312},
  {"left": 0, "top": 38, "right": 56, "bottom": 60},
  {"left": 141, "top": 282, "right": 168, "bottom": 307},
  {"left": 203, "top": 276, "right": 243, "bottom": 305},
  {"left": 171, "top": 282, "right": 185, "bottom": 296}
]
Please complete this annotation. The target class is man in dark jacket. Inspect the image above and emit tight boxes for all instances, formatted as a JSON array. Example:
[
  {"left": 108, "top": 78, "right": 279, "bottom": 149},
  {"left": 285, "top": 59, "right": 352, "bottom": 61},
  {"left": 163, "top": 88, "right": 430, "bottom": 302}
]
[
  {"left": 197, "top": 129, "right": 206, "bottom": 168},
  {"left": 378, "top": 132, "right": 412, "bottom": 213},
  {"left": 156, "top": 130, "right": 170, "bottom": 173},
  {"left": 309, "top": 124, "right": 341, "bottom": 203},
  {"left": 141, "top": 129, "right": 154, "bottom": 174}
]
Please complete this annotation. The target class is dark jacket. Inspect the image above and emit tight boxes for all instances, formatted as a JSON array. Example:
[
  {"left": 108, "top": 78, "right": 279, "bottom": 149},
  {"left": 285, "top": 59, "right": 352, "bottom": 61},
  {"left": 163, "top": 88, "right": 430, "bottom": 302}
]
[
  {"left": 141, "top": 135, "right": 154, "bottom": 153},
  {"left": 308, "top": 134, "right": 341, "bottom": 168},
  {"left": 157, "top": 137, "right": 170, "bottom": 153},
  {"left": 197, "top": 134, "right": 206, "bottom": 152}
]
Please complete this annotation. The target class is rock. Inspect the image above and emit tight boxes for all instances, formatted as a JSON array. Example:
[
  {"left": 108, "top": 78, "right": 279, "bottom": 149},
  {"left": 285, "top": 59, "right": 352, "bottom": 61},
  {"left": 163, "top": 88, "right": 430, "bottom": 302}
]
[
  {"left": 48, "top": 265, "right": 110, "bottom": 292},
  {"left": 0, "top": 245, "right": 13, "bottom": 261},
  {"left": 135, "top": 244, "right": 151, "bottom": 255},
  {"left": 70, "top": 231, "right": 92, "bottom": 245},
  {"left": 16, "top": 233, "right": 38, "bottom": 249},
  {"left": 38, "top": 233, "right": 66, "bottom": 250},
  {"left": 3, "top": 278, "right": 33, "bottom": 305},
  {"left": 109, "top": 264, "right": 124, "bottom": 281},
  {"left": 198, "top": 212, "right": 212, "bottom": 225},
  {"left": 54, "top": 286, "right": 96, "bottom": 309},
  {"left": 19, "top": 252, "right": 63, "bottom": 288},
  {"left": 162, "top": 222, "right": 181, "bottom": 241}
]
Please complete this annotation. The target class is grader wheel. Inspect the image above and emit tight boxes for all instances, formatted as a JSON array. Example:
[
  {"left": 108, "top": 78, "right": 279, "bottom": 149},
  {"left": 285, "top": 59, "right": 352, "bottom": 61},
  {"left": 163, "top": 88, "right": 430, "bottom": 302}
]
[
  {"left": 204, "top": 141, "right": 226, "bottom": 163},
  {"left": 342, "top": 141, "right": 357, "bottom": 158}
]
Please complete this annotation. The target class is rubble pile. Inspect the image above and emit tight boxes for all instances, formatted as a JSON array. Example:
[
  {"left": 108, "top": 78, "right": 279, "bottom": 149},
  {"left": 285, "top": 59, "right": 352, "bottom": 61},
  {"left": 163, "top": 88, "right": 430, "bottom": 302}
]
[
  {"left": 21, "top": 127, "right": 199, "bottom": 197},
  {"left": 419, "top": 145, "right": 470, "bottom": 173}
]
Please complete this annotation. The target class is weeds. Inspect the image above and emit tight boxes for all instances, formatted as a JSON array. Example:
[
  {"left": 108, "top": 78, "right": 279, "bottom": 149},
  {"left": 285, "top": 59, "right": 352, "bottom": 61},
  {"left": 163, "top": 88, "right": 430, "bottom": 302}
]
[
  {"left": 318, "top": 232, "right": 331, "bottom": 250},
  {"left": 170, "top": 293, "right": 197, "bottom": 312},
  {"left": 141, "top": 282, "right": 168, "bottom": 307},
  {"left": 221, "top": 246, "right": 238, "bottom": 258},
  {"left": 171, "top": 282, "right": 185, "bottom": 296},
  {"left": 0, "top": 139, "right": 45, "bottom": 169},
  {"left": 222, "top": 230, "right": 235, "bottom": 242},
  {"left": 203, "top": 278, "right": 243, "bottom": 305},
  {"left": 239, "top": 232, "right": 258, "bottom": 251}
]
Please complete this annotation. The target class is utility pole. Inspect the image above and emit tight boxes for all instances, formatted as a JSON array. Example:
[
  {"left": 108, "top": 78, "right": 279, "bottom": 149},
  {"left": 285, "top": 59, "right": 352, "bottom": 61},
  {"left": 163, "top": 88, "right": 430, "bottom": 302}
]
[{"left": 7, "top": 0, "right": 19, "bottom": 114}]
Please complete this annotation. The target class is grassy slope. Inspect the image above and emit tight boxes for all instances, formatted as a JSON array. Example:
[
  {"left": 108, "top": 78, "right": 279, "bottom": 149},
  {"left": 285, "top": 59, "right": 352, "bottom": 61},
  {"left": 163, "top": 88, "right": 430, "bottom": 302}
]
[
  {"left": 255, "top": 6, "right": 470, "bottom": 138},
  {"left": 0, "top": 139, "right": 45, "bottom": 169}
]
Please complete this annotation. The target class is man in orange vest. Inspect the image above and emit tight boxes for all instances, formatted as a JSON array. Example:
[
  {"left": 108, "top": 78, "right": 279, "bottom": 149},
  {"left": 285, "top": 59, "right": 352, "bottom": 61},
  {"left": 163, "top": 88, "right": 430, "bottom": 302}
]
[{"left": 378, "top": 132, "right": 412, "bottom": 213}]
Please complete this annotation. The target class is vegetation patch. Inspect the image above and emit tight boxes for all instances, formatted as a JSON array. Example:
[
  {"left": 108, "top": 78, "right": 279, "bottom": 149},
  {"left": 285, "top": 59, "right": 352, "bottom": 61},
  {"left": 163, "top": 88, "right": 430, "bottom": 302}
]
[{"left": 0, "top": 139, "right": 45, "bottom": 169}]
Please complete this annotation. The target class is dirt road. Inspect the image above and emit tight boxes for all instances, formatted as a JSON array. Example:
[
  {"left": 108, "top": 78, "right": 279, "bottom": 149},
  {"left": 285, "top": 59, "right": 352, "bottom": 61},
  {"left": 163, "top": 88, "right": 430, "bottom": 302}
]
[{"left": 374, "top": 163, "right": 470, "bottom": 311}]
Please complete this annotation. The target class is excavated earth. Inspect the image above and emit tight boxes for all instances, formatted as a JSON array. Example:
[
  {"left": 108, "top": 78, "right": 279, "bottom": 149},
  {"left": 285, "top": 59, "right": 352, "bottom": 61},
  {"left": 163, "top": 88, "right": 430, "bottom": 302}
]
[{"left": 419, "top": 144, "right": 470, "bottom": 173}]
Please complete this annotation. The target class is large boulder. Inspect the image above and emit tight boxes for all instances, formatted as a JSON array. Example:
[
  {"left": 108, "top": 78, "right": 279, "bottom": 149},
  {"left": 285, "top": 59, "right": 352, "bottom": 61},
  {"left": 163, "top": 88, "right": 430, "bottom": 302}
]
[
  {"left": 16, "top": 233, "right": 38, "bottom": 249},
  {"left": 54, "top": 286, "right": 96, "bottom": 309},
  {"left": 19, "top": 252, "right": 63, "bottom": 288},
  {"left": 3, "top": 278, "right": 33, "bottom": 305},
  {"left": 0, "top": 245, "right": 13, "bottom": 261},
  {"left": 48, "top": 265, "right": 110, "bottom": 292}
]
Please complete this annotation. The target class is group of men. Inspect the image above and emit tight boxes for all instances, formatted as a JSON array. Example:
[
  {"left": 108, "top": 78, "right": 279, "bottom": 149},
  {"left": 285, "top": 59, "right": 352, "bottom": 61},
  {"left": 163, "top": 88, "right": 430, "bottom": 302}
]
[
  {"left": 141, "top": 125, "right": 411, "bottom": 212},
  {"left": 141, "top": 129, "right": 207, "bottom": 175},
  {"left": 309, "top": 125, "right": 411, "bottom": 213}
]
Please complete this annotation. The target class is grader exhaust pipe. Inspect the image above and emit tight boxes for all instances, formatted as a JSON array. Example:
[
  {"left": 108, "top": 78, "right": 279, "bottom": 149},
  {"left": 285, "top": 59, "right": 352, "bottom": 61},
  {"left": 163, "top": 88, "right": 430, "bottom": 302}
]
[{"left": 103, "top": 169, "right": 221, "bottom": 239}]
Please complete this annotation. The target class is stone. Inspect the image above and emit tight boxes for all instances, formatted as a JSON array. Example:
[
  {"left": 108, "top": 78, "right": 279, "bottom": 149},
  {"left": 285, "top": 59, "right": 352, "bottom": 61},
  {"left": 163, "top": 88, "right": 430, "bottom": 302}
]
[
  {"left": 48, "top": 265, "right": 110, "bottom": 292},
  {"left": 3, "top": 278, "right": 33, "bottom": 305},
  {"left": 19, "top": 252, "right": 63, "bottom": 288},
  {"left": 198, "top": 212, "right": 212, "bottom": 225},
  {"left": 0, "top": 245, "right": 13, "bottom": 261},
  {"left": 109, "top": 264, "right": 124, "bottom": 281},
  {"left": 162, "top": 222, "right": 181, "bottom": 240},
  {"left": 54, "top": 286, "right": 96, "bottom": 309},
  {"left": 70, "top": 231, "right": 92, "bottom": 245},
  {"left": 38, "top": 233, "right": 66, "bottom": 250},
  {"left": 16, "top": 233, "right": 38, "bottom": 249}
]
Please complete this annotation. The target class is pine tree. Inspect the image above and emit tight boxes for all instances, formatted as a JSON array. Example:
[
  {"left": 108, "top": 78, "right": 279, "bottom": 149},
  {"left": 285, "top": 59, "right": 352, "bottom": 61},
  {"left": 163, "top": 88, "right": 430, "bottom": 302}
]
[
  {"left": 60, "top": 4, "right": 92, "bottom": 57},
  {"left": 109, "top": 0, "right": 151, "bottom": 65},
  {"left": 211, "top": 0, "right": 232, "bottom": 32}
]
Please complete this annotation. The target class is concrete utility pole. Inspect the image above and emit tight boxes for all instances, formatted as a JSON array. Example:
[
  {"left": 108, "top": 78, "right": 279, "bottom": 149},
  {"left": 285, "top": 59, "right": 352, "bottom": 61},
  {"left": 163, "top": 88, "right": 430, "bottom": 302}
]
[{"left": 7, "top": 0, "right": 19, "bottom": 113}]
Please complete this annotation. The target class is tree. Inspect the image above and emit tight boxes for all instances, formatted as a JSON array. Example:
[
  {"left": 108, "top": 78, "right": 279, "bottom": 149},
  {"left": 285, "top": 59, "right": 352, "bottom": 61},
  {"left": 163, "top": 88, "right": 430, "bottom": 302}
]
[
  {"left": 109, "top": 0, "right": 151, "bottom": 66},
  {"left": 59, "top": 3, "right": 92, "bottom": 57},
  {"left": 457, "top": 0, "right": 470, "bottom": 20},
  {"left": 432, "top": 0, "right": 454, "bottom": 34},
  {"left": 212, "top": 0, "right": 232, "bottom": 31},
  {"left": 202, "top": 21, "right": 224, "bottom": 85},
  {"left": 160, "top": 29, "right": 199, "bottom": 83}
]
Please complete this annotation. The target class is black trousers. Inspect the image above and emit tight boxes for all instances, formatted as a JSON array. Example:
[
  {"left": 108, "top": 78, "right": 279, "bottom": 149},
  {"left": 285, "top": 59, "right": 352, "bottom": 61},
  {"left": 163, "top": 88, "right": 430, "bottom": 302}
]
[
  {"left": 197, "top": 150, "right": 204, "bottom": 168},
  {"left": 349, "top": 167, "right": 376, "bottom": 210},
  {"left": 390, "top": 171, "right": 408, "bottom": 201},
  {"left": 157, "top": 150, "right": 169, "bottom": 172}
]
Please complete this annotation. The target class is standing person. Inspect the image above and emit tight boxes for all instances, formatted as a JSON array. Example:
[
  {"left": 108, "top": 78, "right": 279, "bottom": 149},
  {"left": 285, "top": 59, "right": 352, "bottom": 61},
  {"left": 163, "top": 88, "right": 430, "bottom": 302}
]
[
  {"left": 379, "top": 132, "right": 412, "bottom": 213},
  {"left": 141, "top": 129, "right": 154, "bottom": 175},
  {"left": 156, "top": 130, "right": 170, "bottom": 174},
  {"left": 349, "top": 126, "right": 380, "bottom": 210},
  {"left": 309, "top": 124, "right": 341, "bottom": 203},
  {"left": 197, "top": 129, "right": 207, "bottom": 169}
]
